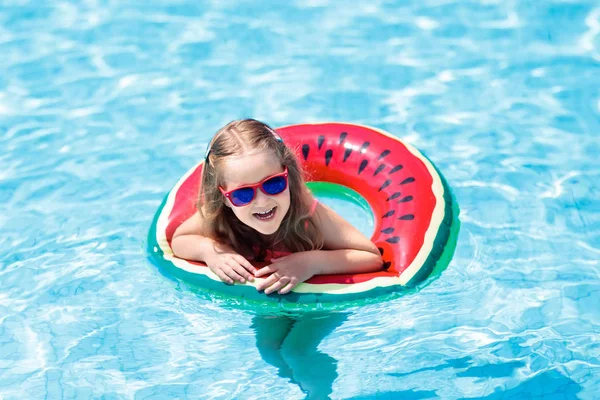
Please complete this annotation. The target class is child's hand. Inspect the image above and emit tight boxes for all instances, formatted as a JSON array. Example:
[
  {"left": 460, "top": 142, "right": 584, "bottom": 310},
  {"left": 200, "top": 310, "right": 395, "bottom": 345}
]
[
  {"left": 204, "top": 245, "right": 257, "bottom": 284},
  {"left": 255, "top": 253, "right": 317, "bottom": 295}
]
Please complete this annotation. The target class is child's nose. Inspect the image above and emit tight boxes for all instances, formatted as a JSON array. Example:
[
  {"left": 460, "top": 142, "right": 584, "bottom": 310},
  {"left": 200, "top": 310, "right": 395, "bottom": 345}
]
[{"left": 254, "top": 189, "right": 270, "bottom": 206}]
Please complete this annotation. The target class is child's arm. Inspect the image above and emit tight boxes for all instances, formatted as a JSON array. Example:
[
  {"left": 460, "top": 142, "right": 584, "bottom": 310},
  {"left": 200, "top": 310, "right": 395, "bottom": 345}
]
[
  {"left": 255, "top": 202, "right": 384, "bottom": 294},
  {"left": 311, "top": 201, "right": 383, "bottom": 273},
  {"left": 172, "top": 212, "right": 256, "bottom": 283}
]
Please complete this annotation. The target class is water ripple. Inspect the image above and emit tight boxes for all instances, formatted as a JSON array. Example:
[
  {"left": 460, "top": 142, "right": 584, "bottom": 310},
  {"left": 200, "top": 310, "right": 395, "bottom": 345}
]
[{"left": 1, "top": 0, "right": 599, "bottom": 398}]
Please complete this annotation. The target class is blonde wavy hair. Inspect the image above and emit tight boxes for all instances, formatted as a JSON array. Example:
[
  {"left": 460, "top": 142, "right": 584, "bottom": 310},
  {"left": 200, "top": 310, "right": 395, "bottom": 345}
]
[{"left": 198, "top": 119, "right": 324, "bottom": 261}]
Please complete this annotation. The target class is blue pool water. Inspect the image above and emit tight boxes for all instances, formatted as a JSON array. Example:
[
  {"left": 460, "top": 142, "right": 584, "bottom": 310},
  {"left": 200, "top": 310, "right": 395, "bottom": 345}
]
[{"left": 1, "top": 0, "right": 599, "bottom": 398}]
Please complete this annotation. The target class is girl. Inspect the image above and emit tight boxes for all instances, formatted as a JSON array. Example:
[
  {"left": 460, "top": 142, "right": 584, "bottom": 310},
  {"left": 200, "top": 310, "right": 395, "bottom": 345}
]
[{"left": 171, "top": 119, "right": 383, "bottom": 295}]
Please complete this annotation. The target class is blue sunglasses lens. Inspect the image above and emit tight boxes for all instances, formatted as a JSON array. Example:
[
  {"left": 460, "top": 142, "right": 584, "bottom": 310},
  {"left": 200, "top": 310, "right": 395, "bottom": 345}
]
[
  {"left": 230, "top": 187, "right": 255, "bottom": 206},
  {"left": 262, "top": 176, "right": 287, "bottom": 195}
]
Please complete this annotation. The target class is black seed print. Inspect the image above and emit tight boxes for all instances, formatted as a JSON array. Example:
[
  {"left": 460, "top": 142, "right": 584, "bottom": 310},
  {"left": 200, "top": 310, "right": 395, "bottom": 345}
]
[
  {"left": 301, "top": 144, "right": 310, "bottom": 160},
  {"left": 381, "top": 227, "right": 394, "bottom": 234},
  {"left": 358, "top": 160, "right": 368, "bottom": 175},
  {"left": 325, "top": 149, "right": 333, "bottom": 166},
  {"left": 390, "top": 165, "right": 403, "bottom": 174},
  {"left": 318, "top": 135, "right": 325, "bottom": 150},
  {"left": 400, "top": 177, "right": 415, "bottom": 185},
  {"left": 386, "top": 236, "right": 400, "bottom": 244},
  {"left": 382, "top": 261, "right": 391, "bottom": 270},
  {"left": 399, "top": 214, "right": 415, "bottom": 220},
  {"left": 386, "top": 193, "right": 401, "bottom": 201},
  {"left": 378, "top": 247, "right": 384, "bottom": 255},
  {"left": 360, "top": 142, "right": 370, "bottom": 154},
  {"left": 378, "top": 150, "right": 391, "bottom": 161},
  {"left": 397, "top": 195, "right": 413, "bottom": 203},
  {"left": 382, "top": 210, "right": 395, "bottom": 218},
  {"left": 373, "top": 164, "right": 385, "bottom": 176},
  {"left": 378, "top": 180, "right": 391, "bottom": 191},
  {"left": 343, "top": 148, "right": 352, "bottom": 162},
  {"left": 339, "top": 132, "right": 347, "bottom": 145}
]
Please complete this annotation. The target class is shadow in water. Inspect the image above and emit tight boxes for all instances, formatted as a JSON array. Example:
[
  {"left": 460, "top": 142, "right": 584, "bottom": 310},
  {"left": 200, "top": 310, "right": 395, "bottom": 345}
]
[
  {"left": 388, "top": 356, "right": 526, "bottom": 380},
  {"left": 388, "top": 356, "right": 473, "bottom": 378},
  {"left": 387, "top": 357, "right": 581, "bottom": 399},
  {"left": 347, "top": 390, "right": 438, "bottom": 400},
  {"left": 457, "top": 360, "right": 525, "bottom": 379},
  {"left": 463, "top": 369, "right": 582, "bottom": 399},
  {"left": 251, "top": 311, "right": 348, "bottom": 400}
]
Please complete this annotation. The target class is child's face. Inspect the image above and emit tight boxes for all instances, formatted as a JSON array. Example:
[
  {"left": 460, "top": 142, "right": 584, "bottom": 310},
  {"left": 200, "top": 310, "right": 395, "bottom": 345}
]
[{"left": 221, "top": 151, "right": 291, "bottom": 235}]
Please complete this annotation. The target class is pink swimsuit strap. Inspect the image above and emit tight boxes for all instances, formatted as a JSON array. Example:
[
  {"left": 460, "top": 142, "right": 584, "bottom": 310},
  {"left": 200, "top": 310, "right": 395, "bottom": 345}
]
[
  {"left": 309, "top": 197, "right": 319, "bottom": 216},
  {"left": 304, "top": 198, "right": 319, "bottom": 228}
]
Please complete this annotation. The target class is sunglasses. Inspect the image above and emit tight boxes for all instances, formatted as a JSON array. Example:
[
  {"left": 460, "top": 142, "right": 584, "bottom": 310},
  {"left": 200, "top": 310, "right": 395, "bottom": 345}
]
[{"left": 219, "top": 167, "right": 289, "bottom": 207}]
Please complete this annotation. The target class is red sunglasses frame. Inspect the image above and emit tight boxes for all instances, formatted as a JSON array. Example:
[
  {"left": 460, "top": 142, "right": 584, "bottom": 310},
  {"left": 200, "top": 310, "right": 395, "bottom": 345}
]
[{"left": 219, "top": 167, "right": 289, "bottom": 207}]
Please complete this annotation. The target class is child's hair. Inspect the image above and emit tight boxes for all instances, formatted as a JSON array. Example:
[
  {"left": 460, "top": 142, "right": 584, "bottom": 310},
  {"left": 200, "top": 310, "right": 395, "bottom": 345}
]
[{"left": 198, "top": 119, "right": 324, "bottom": 260}]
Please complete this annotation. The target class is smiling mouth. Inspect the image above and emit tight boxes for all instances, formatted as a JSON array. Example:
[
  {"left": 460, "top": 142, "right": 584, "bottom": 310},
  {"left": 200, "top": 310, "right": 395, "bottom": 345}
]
[{"left": 253, "top": 206, "right": 276, "bottom": 221}]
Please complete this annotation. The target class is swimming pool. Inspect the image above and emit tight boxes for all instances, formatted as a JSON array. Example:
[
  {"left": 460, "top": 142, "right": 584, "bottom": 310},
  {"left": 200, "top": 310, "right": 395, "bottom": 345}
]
[{"left": 1, "top": 0, "right": 599, "bottom": 398}]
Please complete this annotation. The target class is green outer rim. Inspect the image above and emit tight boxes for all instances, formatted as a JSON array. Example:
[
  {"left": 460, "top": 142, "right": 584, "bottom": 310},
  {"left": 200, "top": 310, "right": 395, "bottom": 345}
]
[
  {"left": 405, "top": 157, "right": 460, "bottom": 286},
  {"left": 146, "top": 177, "right": 460, "bottom": 313}
]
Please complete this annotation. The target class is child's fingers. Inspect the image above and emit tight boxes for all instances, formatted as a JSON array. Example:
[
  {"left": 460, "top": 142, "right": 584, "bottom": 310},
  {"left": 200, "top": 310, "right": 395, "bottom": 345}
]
[
  {"left": 278, "top": 280, "right": 297, "bottom": 295},
  {"left": 256, "top": 273, "right": 279, "bottom": 291},
  {"left": 213, "top": 268, "right": 234, "bottom": 284},
  {"left": 234, "top": 255, "right": 257, "bottom": 274},
  {"left": 255, "top": 265, "right": 276, "bottom": 277},
  {"left": 229, "top": 261, "right": 253, "bottom": 282},
  {"left": 222, "top": 265, "right": 246, "bottom": 283},
  {"left": 264, "top": 276, "right": 290, "bottom": 295}
]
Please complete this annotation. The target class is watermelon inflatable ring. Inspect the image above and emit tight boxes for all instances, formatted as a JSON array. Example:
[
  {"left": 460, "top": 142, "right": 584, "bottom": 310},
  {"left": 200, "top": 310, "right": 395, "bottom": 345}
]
[{"left": 148, "top": 123, "right": 459, "bottom": 310}]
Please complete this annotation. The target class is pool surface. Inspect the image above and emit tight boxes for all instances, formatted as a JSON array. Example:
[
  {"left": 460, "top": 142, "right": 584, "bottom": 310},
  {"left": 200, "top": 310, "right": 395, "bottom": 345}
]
[{"left": 1, "top": 0, "right": 599, "bottom": 398}]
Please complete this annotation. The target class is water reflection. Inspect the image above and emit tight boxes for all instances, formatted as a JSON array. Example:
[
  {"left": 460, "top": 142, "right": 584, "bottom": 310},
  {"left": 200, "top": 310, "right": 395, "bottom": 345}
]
[{"left": 251, "top": 311, "right": 348, "bottom": 399}]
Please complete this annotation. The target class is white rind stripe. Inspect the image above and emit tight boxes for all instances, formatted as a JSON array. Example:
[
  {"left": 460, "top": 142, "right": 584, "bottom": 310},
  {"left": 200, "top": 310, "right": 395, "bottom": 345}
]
[{"left": 155, "top": 123, "right": 447, "bottom": 295}]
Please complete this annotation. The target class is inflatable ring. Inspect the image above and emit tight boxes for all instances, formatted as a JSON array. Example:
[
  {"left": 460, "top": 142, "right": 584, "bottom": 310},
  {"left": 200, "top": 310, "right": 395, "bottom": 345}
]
[{"left": 147, "top": 123, "right": 459, "bottom": 310}]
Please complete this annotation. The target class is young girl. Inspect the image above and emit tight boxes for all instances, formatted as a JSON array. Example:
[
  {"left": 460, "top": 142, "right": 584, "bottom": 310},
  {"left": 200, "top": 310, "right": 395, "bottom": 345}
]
[{"left": 171, "top": 119, "right": 383, "bottom": 295}]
